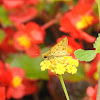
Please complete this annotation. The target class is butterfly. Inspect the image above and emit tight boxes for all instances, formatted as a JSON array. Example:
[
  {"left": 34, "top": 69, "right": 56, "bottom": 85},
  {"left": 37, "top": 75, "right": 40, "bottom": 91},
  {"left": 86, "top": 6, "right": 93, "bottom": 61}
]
[{"left": 42, "top": 37, "right": 69, "bottom": 60}]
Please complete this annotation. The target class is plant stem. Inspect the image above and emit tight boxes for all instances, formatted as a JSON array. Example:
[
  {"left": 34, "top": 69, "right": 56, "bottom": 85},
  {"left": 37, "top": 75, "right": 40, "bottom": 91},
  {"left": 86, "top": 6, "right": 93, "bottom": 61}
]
[
  {"left": 58, "top": 75, "right": 70, "bottom": 100},
  {"left": 41, "top": 13, "right": 62, "bottom": 30},
  {"left": 96, "top": 0, "right": 100, "bottom": 100}
]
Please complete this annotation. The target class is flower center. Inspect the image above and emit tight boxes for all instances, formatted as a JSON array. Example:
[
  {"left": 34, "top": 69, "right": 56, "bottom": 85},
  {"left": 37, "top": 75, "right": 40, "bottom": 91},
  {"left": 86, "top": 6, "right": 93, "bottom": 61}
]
[
  {"left": 17, "top": 35, "right": 31, "bottom": 49},
  {"left": 76, "top": 15, "right": 94, "bottom": 29},
  {"left": 12, "top": 76, "right": 22, "bottom": 88}
]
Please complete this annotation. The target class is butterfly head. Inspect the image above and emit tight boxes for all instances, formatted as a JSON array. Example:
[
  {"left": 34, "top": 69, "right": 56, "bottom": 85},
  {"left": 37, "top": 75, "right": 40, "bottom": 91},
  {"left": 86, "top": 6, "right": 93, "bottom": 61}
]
[
  {"left": 42, "top": 55, "right": 48, "bottom": 59},
  {"left": 42, "top": 50, "right": 51, "bottom": 60}
]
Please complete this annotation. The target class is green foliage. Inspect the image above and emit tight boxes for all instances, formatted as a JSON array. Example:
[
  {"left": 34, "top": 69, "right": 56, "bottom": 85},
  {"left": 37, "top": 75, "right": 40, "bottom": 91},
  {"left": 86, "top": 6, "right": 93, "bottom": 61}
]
[
  {"left": 36, "top": 0, "right": 45, "bottom": 12},
  {"left": 74, "top": 0, "right": 78, "bottom": 4},
  {"left": 60, "top": 3, "right": 68, "bottom": 13},
  {"left": 37, "top": 1, "right": 57, "bottom": 15},
  {"left": 10, "top": 48, "right": 49, "bottom": 80},
  {"left": 45, "top": 3, "right": 57, "bottom": 15},
  {"left": 0, "top": 6, "right": 12, "bottom": 26},
  {"left": 93, "top": 33, "right": 100, "bottom": 53},
  {"left": 0, "top": 30, "right": 5, "bottom": 43},
  {"left": 63, "top": 63, "right": 86, "bottom": 82},
  {"left": 93, "top": 4, "right": 98, "bottom": 14},
  {"left": 74, "top": 34, "right": 100, "bottom": 62},
  {"left": 6, "top": 54, "right": 16, "bottom": 63},
  {"left": 74, "top": 49, "right": 96, "bottom": 62}
]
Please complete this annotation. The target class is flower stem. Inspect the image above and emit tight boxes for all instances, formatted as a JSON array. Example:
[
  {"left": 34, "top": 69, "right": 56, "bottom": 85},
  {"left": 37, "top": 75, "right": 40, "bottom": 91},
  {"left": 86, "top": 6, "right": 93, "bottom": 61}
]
[
  {"left": 41, "top": 13, "right": 62, "bottom": 30},
  {"left": 58, "top": 75, "right": 70, "bottom": 100}
]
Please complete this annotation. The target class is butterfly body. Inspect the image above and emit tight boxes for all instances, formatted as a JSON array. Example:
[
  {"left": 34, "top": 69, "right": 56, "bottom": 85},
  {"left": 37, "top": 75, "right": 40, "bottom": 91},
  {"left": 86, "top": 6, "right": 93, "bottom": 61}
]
[{"left": 42, "top": 37, "right": 69, "bottom": 60}]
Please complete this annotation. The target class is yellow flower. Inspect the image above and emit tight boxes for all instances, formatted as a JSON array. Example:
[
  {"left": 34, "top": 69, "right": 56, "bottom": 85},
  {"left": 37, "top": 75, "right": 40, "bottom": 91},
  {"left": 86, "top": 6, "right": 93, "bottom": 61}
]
[
  {"left": 40, "top": 56, "right": 79, "bottom": 75},
  {"left": 55, "top": 64, "right": 66, "bottom": 75},
  {"left": 68, "top": 59, "right": 79, "bottom": 67},
  {"left": 66, "top": 65, "right": 77, "bottom": 74},
  {"left": 40, "top": 60, "right": 52, "bottom": 71}
]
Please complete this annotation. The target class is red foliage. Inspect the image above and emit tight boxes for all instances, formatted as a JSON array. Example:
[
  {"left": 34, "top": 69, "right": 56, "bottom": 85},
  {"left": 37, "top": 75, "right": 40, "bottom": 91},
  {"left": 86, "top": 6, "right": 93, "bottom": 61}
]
[
  {"left": 9, "top": 7, "right": 37, "bottom": 23},
  {"left": 22, "top": 78, "right": 38, "bottom": 95},
  {"left": 0, "top": 27, "right": 16, "bottom": 54},
  {"left": 3, "top": 0, "right": 24, "bottom": 10},
  {"left": 25, "top": 44, "right": 41, "bottom": 57},
  {"left": 0, "top": 87, "right": 6, "bottom": 100},
  {"left": 6, "top": 67, "right": 38, "bottom": 99},
  {"left": 86, "top": 54, "right": 100, "bottom": 77},
  {"left": 25, "top": 22, "right": 45, "bottom": 44},
  {"left": 13, "top": 22, "right": 45, "bottom": 57},
  {"left": 86, "top": 85, "right": 97, "bottom": 100},
  {"left": 3, "top": 0, "right": 39, "bottom": 10},
  {"left": 0, "top": 61, "right": 12, "bottom": 86},
  {"left": 26, "top": 0, "right": 39, "bottom": 5},
  {"left": 79, "top": 0, "right": 95, "bottom": 4},
  {"left": 60, "top": 1, "right": 98, "bottom": 43}
]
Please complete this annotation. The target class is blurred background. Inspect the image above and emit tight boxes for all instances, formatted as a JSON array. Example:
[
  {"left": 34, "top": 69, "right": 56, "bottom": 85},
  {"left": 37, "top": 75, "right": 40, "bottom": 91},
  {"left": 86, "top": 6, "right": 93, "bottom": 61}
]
[{"left": 0, "top": 0, "right": 99, "bottom": 100}]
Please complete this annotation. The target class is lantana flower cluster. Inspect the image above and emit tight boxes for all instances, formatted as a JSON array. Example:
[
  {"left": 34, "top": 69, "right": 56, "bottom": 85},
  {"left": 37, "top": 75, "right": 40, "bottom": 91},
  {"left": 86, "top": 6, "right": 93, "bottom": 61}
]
[{"left": 40, "top": 56, "right": 79, "bottom": 75}]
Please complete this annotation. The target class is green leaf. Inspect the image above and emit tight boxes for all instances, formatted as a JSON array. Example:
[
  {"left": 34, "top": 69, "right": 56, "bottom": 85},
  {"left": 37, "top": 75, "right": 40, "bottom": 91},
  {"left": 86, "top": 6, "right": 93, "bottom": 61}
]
[
  {"left": 93, "top": 33, "right": 100, "bottom": 53},
  {"left": 10, "top": 48, "right": 49, "bottom": 80},
  {"left": 63, "top": 63, "right": 86, "bottom": 82},
  {"left": 74, "top": 49, "right": 96, "bottom": 62},
  {"left": 6, "top": 54, "right": 16, "bottom": 63},
  {"left": 0, "top": 6, "right": 12, "bottom": 26},
  {"left": 0, "top": 29, "right": 5, "bottom": 43}
]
